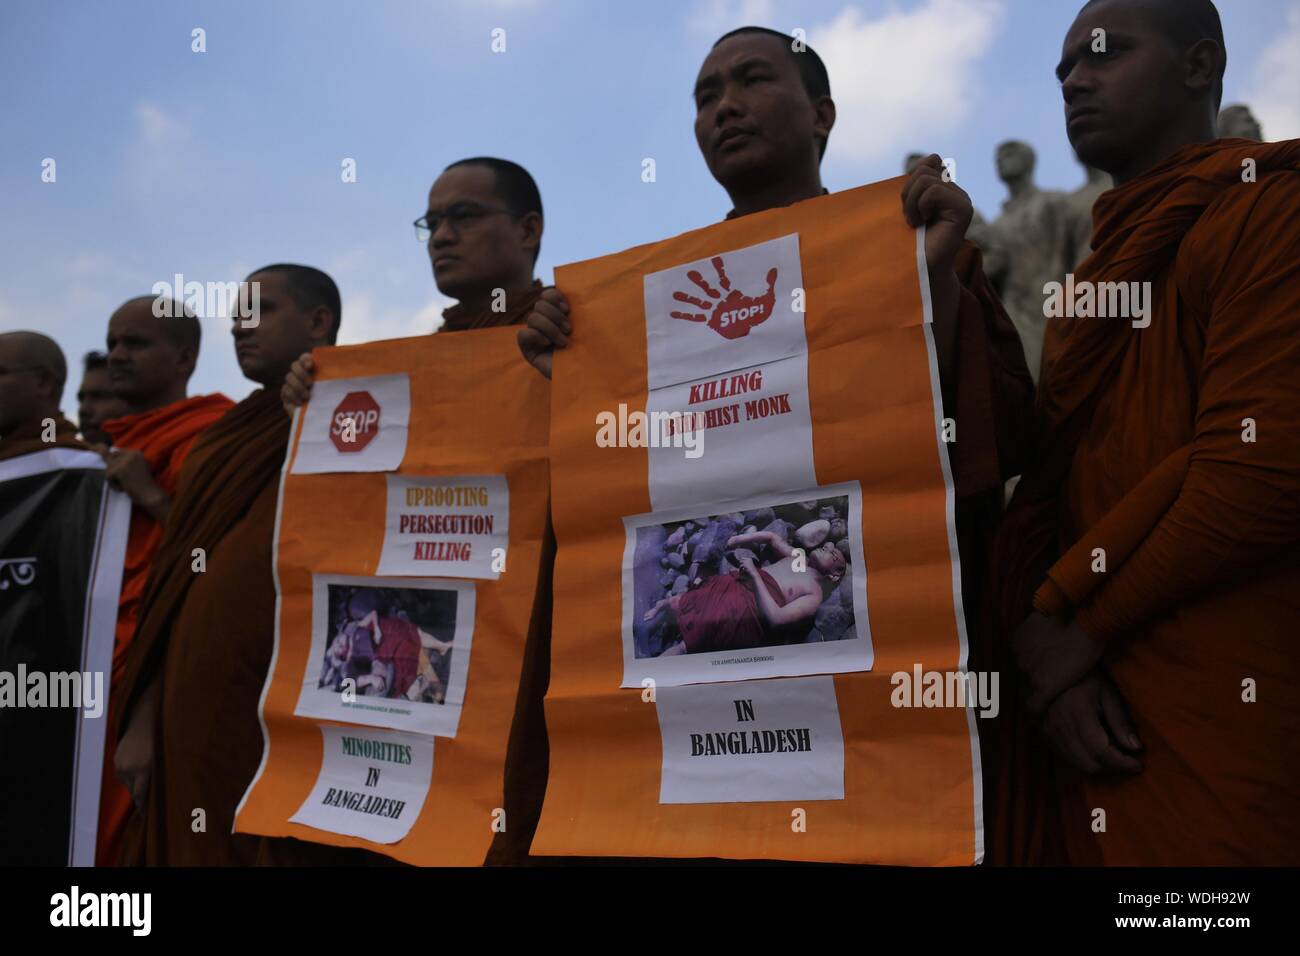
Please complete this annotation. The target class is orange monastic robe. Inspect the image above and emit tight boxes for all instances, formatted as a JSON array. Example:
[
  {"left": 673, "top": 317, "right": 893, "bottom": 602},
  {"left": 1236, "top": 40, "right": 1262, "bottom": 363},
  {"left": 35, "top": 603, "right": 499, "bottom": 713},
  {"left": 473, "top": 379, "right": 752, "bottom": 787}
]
[
  {"left": 113, "top": 389, "right": 290, "bottom": 865},
  {"left": 95, "top": 392, "right": 233, "bottom": 865},
  {"left": 990, "top": 139, "right": 1300, "bottom": 865}
]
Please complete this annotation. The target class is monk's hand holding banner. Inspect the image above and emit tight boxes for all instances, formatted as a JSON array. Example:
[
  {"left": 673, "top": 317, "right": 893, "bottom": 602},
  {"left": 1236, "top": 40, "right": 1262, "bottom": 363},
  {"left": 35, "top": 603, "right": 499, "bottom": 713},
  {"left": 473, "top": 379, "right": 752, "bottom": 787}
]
[
  {"left": 235, "top": 327, "right": 549, "bottom": 865},
  {"left": 535, "top": 181, "right": 982, "bottom": 864}
]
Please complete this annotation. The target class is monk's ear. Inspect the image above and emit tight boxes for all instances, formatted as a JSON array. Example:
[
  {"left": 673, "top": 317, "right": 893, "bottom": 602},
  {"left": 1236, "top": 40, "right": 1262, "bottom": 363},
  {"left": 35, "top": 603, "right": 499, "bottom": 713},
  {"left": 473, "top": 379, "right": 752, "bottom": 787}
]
[
  {"left": 176, "top": 343, "right": 198, "bottom": 381},
  {"left": 518, "top": 211, "right": 543, "bottom": 264},
  {"left": 34, "top": 365, "right": 62, "bottom": 403},
  {"left": 308, "top": 304, "right": 335, "bottom": 346},
  {"left": 1184, "top": 37, "right": 1224, "bottom": 104},
  {"left": 813, "top": 95, "right": 836, "bottom": 162}
]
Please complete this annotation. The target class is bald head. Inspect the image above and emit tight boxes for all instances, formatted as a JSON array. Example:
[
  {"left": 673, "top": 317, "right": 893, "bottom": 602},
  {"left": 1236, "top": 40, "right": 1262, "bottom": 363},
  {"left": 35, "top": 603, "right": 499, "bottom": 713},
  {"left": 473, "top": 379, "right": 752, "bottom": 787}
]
[
  {"left": 0, "top": 331, "right": 67, "bottom": 437},
  {"left": 124, "top": 294, "right": 202, "bottom": 352},
  {"left": 105, "top": 296, "right": 199, "bottom": 412},
  {"left": 1080, "top": 0, "right": 1226, "bottom": 109},
  {"left": 693, "top": 27, "right": 837, "bottom": 214},
  {"left": 1060, "top": 0, "right": 1226, "bottom": 184}
]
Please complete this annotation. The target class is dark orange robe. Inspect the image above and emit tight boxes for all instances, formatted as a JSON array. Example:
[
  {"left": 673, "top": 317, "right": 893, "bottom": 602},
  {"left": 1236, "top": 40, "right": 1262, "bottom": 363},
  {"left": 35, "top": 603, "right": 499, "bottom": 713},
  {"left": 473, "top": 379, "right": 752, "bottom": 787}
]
[
  {"left": 0, "top": 414, "right": 84, "bottom": 460},
  {"left": 677, "top": 568, "right": 789, "bottom": 653},
  {"left": 113, "top": 389, "right": 288, "bottom": 865},
  {"left": 96, "top": 392, "right": 233, "bottom": 865},
  {"left": 988, "top": 138, "right": 1300, "bottom": 865}
]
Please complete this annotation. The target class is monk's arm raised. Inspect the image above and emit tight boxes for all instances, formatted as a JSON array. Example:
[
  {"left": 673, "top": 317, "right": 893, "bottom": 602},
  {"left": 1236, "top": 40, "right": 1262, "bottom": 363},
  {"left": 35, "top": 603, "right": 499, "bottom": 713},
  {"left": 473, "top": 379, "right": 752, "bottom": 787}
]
[
  {"left": 903, "top": 160, "right": 1035, "bottom": 494},
  {"left": 727, "top": 530, "right": 792, "bottom": 557}
]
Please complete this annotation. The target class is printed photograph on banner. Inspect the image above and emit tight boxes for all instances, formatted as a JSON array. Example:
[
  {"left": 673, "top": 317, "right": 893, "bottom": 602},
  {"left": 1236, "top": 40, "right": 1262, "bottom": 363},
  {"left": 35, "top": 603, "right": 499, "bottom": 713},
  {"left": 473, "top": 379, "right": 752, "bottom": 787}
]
[
  {"left": 643, "top": 233, "right": 806, "bottom": 390},
  {"left": 289, "top": 724, "right": 434, "bottom": 844},
  {"left": 294, "top": 574, "right": 476, "bottom": 737},
  {"left": 290, "top": 373, "right": 411, "bottom": 474},
  {"left": 376, "top": 474, "right": 509, "bottom": 579},
  {"left": 621, "top": 482, "right": 872, "bottom": 687}
]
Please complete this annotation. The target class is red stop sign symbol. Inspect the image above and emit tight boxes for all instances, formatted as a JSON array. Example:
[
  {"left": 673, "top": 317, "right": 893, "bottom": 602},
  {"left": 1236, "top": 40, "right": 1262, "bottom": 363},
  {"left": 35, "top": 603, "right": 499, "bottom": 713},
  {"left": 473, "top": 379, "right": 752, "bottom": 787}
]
[{"left": 330, "top": 391, "right": 381, "bottom": 453}]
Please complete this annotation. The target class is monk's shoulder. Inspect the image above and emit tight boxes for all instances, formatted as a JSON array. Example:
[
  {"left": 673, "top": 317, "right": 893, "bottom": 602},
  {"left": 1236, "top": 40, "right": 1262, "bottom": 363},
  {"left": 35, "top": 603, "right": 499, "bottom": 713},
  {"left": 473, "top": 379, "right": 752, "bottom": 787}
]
[{"left": 1177, "top": 169, "right": 1300, "bottom": 307}]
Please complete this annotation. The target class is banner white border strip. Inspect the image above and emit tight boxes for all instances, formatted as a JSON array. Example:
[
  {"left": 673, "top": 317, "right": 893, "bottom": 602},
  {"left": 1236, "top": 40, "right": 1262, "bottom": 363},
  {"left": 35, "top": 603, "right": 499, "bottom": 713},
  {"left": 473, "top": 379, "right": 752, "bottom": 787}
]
[{"left": 915, "top": 224, "right": 985, "bottom": 865}]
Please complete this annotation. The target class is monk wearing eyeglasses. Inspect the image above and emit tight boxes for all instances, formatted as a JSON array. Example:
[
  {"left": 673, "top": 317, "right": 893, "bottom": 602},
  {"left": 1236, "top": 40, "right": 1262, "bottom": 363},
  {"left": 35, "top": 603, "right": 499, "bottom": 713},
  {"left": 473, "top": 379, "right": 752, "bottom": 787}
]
[
  {"left": 280, "top": 156, "right": 546, "bottom": 412},
  {"left": 275, "top": 160, "right": 551, "bottom": 866}
]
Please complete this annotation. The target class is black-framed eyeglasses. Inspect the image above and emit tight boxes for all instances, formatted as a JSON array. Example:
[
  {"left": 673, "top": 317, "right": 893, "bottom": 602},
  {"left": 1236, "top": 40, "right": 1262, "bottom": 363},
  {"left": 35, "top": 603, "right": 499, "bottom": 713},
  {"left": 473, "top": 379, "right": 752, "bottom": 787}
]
[{"left": 414, "top": 202, "right": 520, "bottom": 242}]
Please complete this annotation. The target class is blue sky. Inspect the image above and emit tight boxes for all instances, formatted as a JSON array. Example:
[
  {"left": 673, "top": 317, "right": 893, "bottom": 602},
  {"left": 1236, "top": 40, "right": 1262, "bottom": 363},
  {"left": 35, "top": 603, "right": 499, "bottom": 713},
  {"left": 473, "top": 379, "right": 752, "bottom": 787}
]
[{"left": 2, "top": 0, "right": 1297, "bottom": 420}]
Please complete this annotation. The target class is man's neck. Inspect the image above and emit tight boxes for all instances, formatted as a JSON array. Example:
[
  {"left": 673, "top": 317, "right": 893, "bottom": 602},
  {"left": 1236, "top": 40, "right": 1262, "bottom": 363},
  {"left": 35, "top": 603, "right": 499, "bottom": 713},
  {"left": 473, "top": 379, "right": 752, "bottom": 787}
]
[
  {"left": 727, "top": 167, "right": 825, "bottom": 218},
  {"left": 455, "top": 275, "right": 535, "bottom": 318},
  {"left": 255, "top": 368, "right": 291, "bottom": 392},
  {"left": 1109, "top": 120, "right": 1218, "bottom": 187}
]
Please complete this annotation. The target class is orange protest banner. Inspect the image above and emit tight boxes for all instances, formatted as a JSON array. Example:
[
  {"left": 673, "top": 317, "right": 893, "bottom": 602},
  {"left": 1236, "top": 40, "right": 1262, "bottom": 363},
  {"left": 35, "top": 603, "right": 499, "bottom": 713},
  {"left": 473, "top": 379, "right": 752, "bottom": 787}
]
[
  {"left": 235, "top": 326, "right": 550, "bottom": 865},
  {"left": 533, "top": 180, "right": 983, "bottom": 864}
]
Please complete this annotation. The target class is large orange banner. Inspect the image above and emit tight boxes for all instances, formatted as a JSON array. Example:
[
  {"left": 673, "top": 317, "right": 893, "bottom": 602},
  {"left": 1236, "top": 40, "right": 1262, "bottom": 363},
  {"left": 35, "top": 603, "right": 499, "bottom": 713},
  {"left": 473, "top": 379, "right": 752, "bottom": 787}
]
[
  {"left": 533, "top": 180, "right": 983, "bottom": 864},
  {"left": 235, "top": 327, "right": 550, "bottom": 865}
]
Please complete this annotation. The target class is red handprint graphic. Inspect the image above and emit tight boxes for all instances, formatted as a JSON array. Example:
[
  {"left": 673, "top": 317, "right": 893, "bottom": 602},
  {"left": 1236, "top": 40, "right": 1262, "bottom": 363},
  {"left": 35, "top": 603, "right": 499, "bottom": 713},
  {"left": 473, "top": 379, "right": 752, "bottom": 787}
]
[{"left": 669, "top": 255, "right": 779, "bottom": 340}]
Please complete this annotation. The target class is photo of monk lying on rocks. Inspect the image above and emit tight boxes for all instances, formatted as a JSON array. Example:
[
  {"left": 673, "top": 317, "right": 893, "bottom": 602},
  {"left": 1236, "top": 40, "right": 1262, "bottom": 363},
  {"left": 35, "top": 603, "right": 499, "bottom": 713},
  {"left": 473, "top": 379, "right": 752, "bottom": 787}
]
[
  {"left": 318, "top": 585, "right": 457, "bottom": 704},
  {"left": 633, "top": 495, "right": 858, "bottom": 658}
]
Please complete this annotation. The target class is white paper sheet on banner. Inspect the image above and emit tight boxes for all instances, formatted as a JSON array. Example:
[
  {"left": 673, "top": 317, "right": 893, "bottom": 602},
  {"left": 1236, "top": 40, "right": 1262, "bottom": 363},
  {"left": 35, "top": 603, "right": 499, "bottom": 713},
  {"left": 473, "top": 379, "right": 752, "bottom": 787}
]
[
  {"left": 291, "top": 373, "right": 411, "bottom": 474},
  {"left": 643, "top": 234, "right": 814, "bottom": 512},
  {"left": 643, "top": 233, "right": 808, "bottom": 388},
  {"left": 655, "top": 675, "right": 845, "bottom": 804},
  {"left": 377, "top": 474, "right": 509, "bottom": 579},
  {"left": 290, "top": 724, "right": 433, "bottom": 843},
  {"left": 647, "top": 355, "right": 815, "bottom": 512}
]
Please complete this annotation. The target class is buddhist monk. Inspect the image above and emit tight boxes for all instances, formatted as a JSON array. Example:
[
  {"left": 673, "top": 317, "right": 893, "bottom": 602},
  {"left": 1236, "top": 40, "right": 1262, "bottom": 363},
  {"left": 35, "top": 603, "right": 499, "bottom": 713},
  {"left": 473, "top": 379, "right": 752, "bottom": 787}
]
[
  {"left": 0, "top": 331, "right": 80, "bottom": 454},
  {"left": 515, "top": 26, "right": 1032, "bottom": 866},
  {"left": 281, "top": 157, "right": 545, "bottom": 409},
  {"left": 95, "top": 297, "right": 233, "bottom": 865},
  {"left": 519, "top": 25, "right": 1034, "bottom": 661},
  {"left": 76, "top": 350, "right": 129, "bottom": 447},
  {"left": 113, "top": 266, "right": 339, "bottom": 866},
  {"left": 988, "top": 0, "right": 1300, "bottom": 865},
  {"left": 646, "top": 532, "right": 846, "bottom": 656},
  {"left": 277, "top": 161, "right": 553, "bottom": 866}
]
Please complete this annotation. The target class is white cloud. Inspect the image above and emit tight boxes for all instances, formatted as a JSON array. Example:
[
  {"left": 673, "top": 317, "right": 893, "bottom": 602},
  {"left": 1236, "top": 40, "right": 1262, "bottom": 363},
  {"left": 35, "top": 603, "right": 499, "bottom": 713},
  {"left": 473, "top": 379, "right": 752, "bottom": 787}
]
[
  {"left": 136, "top": 103, "right": 190, "bottom": 146},
  {"left": 334, "top": 294, "right": 451, "bottom": 346},
  {"left": 689, "top": 0, "right": 777, "bottom": 36},
  {"left": 1241, "top": 2, "right": 1300, "bottom": 141},
  {"left": 813, "top": 0, "right": 1005, "bottom": 165},
  {"left": 67, "top": 252, "right": 122, "bottom": 276},
  {"left": 126, "top": 103, "right": 200, "bottom": 195}
]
